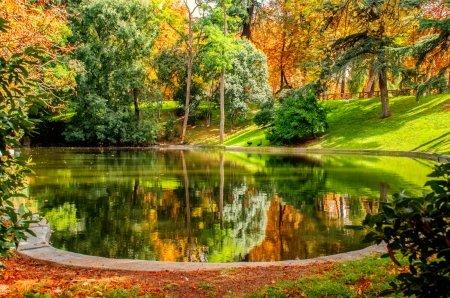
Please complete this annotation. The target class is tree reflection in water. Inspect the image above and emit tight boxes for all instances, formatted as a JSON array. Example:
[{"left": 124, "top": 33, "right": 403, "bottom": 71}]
[{"left": 26, "top": 149, "right": 434, "bottom": 262}]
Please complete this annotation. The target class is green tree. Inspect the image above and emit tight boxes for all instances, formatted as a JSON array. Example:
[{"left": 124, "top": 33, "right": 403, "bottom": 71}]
[
  {"left": 319, "top": 0, "right": 426, "bottom": 118},
  {"left": 222, "top": 38, "right": 272, "bottom": 129},
  {"left": 64, "top": 0, "right": 160, "bottom": 145},
  {"left": 267, "top": 90, "right": 327, "bottom": 145}
]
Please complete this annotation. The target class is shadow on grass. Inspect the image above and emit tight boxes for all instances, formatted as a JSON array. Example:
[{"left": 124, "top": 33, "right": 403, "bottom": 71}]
[
  {"left": 411, "top": 131, "right": 450, "bottom": 153},
  {"left": 321, "top": 95, "right": 450, "bottom": 152}
]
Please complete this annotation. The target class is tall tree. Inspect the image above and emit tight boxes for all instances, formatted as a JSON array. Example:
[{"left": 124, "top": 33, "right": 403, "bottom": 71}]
[
  {"left": 220, "top": 0, "right": 228, "bottom": 144},
  {"left": 320, "top": 0, "right": 426, "bottom": 118},
  {"left": 64, "top": 0, "right": 160, "bottom": 144},
  {"left": 181, "top": 0, "right": 200, "bottom": 144},
  {"left": 0, "top": 0, "right": 72, "bottom": 256},
  {"left": 251, "top": 0, "right": 324, "bottom": 92}
]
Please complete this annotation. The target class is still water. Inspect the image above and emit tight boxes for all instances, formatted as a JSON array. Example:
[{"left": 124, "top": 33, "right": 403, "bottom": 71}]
[{"left": 24, "top": 148, "right": 434, "bottom": 262}]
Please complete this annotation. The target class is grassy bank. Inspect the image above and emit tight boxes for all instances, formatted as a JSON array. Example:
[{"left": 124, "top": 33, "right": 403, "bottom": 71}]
[
  {"left": 310, "top": 94, "right": 450, "bottom": 154},
  {"left": 180, "top": 94, "right": 450, "bottom": 154}
]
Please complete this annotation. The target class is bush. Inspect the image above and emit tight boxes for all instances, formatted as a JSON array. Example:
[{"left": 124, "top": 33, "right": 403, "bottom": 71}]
[
  {"left": 253, "top": 99, "right": 275, "bottom": 127},
  {"left": 163, "top": 113, "right": 180, "bottom": 141},
  {"left": 266, "top": 90, "right": 328, "bottom": 145},
  {"left": 350, "top": 158, "right": 450, "bottom": 297}
]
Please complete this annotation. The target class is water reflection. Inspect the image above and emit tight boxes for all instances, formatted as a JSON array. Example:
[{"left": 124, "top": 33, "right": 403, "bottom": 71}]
[{"left": 25, "top": 149, "right": 434, "bottom": 262}]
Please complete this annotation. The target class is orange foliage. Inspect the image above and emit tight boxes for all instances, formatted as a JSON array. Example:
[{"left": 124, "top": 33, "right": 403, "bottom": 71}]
[
  {"left": 0, "top": 0, "right": 72, "bottom": 58},
  {"left": 251, "top": 0, "right": 326, "bottom": 93},
  {"left": 0, "top": 0, "right": 75, "bottom": 106}
]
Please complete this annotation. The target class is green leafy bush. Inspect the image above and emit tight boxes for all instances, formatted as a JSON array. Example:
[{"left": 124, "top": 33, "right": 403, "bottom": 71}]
[
  {"left": 266, "top": 90, "right": 328, "bottom": 145},
  {"left": 351, "top": 158, "right": 450, "bottom": 297},
  {"left": 163, "top": 113, "right": 180, "bottom": 141},
  {"left": 253, "top": 99, "right": 275, "bottom": 127}
]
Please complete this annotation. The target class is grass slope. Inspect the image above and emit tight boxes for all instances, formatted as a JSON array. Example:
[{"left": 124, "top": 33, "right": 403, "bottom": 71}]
[
  {"left": 186, "top": 94, "right": 449, "bottom": 154},
  {"left": 310, "top": 94, "right": 450, "bottom": 154}
]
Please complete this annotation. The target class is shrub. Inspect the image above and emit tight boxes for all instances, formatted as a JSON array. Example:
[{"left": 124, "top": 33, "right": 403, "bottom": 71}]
[
  {"left": 253, "top": 99, "right": 275, "bottom": 127},
  {"left": 266, "top": 90, "right": 328, "bottom": 145},
  {"left": 163, "top": 113, "right": 180, "bottom": 141},
  {"left": 349, "top": 158, "right": 450, "bottom": 297}
]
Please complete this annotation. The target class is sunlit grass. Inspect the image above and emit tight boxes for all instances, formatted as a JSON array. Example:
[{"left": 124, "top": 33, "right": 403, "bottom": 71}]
[
  {"left": 309, "top": 94, "right": 450, "bottom": 154},
  {"left": 247, "top": 254, "right": 405, "bottom": 298},
  {"left": 147, "top": 94, "right": 450, "bottom": 154}
]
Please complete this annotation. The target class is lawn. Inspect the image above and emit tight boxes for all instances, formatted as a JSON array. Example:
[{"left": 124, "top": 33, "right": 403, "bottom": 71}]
[
  {"left": 311, "top": 94, "right": 450, "bottom": 154},
  {"left": 176, "top": 94, "right": 450, "bottom": 154}
]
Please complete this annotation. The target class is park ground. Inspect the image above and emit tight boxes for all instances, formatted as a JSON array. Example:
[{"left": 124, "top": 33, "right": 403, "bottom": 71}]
[
  {"left": 1, "top": 253, "right": 407, "bottom": 297},
  {"left": 2, "top": 94, "right": 449, "bottom": 297}
]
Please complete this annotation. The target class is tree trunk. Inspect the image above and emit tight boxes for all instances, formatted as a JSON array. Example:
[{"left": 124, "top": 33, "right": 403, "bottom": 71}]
[
  {"left": 379, "top": 66, "right": 391, "bottom": 118},
  {"left": 279, "top": 31, "right": 286, "bottom": 91},
  {"left": 365, "top": 67, "right": 376, "bottom": 98},
  {"left": 340, "top": 71, "right": 346, "bottom": 98},
  {"left": 131, "top": 88, "right": 140, "bottom": 119},
  {"left": 219, "top": 1, "right": 227, "bottom": 144},
  {"left": 448, "top": 69, "right": 450, "bottom": 93},
  {"left": 379, "top": 182, "right": 389, "bottom": 212},
  {"left": 241, "top": 0, "right": 255, "bottom": 39},
  {"left": 181, "top": 5, "right": 195, "bottom": 144}
]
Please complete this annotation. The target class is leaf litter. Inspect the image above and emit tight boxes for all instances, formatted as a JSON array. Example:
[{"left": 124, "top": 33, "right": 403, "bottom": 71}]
[{"left": 0, "top": 256, "right": 322, "bottom": 297}]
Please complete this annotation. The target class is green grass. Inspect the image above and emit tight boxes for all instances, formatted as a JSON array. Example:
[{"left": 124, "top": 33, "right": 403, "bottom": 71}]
[
  {"left": 198, "top": 282, "right": 215, "bottom": 290},
  {"left": 247, "top": 254, "right": 404, "bottom": 298},
  {"left": 310, "top": 94, "right": 450, "bottom": 154},
  {"left": 163, "top": 94, "right": 450, "bottom": 154}
]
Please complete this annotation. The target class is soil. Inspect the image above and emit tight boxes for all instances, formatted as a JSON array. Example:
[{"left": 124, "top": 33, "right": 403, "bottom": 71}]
[{"left": 0, "top": 255, "right": 329, "bottom": 297}]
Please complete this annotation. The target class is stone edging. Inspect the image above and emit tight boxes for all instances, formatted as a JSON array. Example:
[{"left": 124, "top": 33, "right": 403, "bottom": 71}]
[
  {"left": 225, "top": 147, "right": 449, "bottom": 161},
  {"left": 29, "top": 146, "right": 449, "bottom": 162},
  {"left": 17, "top": 221, "right": 387, "bottom": 272}
]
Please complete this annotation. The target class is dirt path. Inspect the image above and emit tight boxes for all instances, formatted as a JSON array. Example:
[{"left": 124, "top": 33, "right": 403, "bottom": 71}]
[{"left": 0, "top": 256, "right": 328, "bottom": 297}]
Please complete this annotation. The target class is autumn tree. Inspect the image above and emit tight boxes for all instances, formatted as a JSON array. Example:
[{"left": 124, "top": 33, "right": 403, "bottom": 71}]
[
  {"left": 410, "top": 1, "right": 450, "bottom": 97},
  {"left": 319, "top": 0, "right": 426, "bottom": 118},
  {"left": 0, "top": 0, "right": 72, "bottom": 256},
  {"left": 251, "top": 0, "right": 324, "bottom": 93}
]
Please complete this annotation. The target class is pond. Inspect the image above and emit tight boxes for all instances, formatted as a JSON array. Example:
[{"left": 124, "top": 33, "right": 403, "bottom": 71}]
[{"left": 23, "top": 148, "right": 434, "bottom": 263}]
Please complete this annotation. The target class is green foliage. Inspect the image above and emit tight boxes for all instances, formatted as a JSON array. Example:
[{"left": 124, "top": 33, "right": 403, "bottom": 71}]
[
  {"left": 266, "top": 91, "right": 328, "bottom": 145},
  {"left": 416, "top": 75, "right": 447, "bottom": 99},
  {"left": 24, "top": 293, "right": 52, "bottom": 298},
  {"left": 350, "top": 159, "right": 450, "bottom": 297},
  {"left": 173, "top": 81, "right": 205, "bottom": 111},
  {"left": 222, "top": 39, "right": 272, "bottom": 127},
  {"left": 253, "top": 98, "right": 275, "bottom": 127},
  {"left": 0, "top": 18, "right": 40, "bottom": 258},
  {"left": 64, "top": 0, "right": 160, "bottom": 145},
  {"left": 163, "top": 113, "right": 180, "bottom": 141}
]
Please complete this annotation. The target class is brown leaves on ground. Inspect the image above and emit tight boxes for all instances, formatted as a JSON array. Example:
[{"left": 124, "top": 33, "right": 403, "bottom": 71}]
[{"left": 0, "top": 256, "right": 325, "bottom": 297}]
